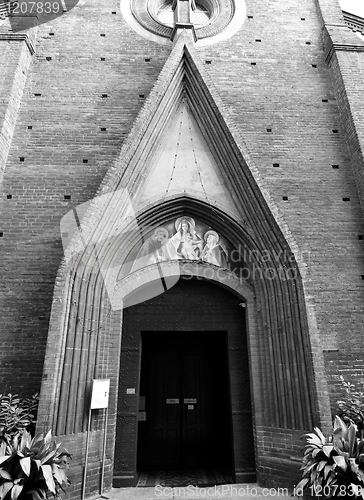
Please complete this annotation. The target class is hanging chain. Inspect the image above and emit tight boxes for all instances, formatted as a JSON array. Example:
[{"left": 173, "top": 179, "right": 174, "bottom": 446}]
[
  {"left": 163, "top": 102, "right": 185, "bottom": 202},
  {"left": 186, "top": 106, "right": 226, "bottom": 224}
]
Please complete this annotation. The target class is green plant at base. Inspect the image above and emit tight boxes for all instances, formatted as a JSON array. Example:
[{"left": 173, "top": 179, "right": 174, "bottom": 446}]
[
  {"left": 297, "top": 416, "right": 364, "bottom": 498},
  {"left": 0, "top": 394, "right": 39, "bottom": 438},
  {"left": 0, "top": 430, "right": 71, "bottom": 500},
  {"left": 336, "top": 376, "right": 364, "bottom": 438}
]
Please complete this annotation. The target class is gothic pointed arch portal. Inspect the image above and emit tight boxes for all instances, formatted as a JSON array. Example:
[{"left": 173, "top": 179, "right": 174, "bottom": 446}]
[
  {"left": 37, "top": 31, "right": 331, "bottom": 495},
  {"left": 114, "top": 247, "right": 258, "bottom": 485}
]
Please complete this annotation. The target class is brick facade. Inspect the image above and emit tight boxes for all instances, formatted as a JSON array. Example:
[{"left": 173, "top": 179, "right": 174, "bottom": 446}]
[{"left": 1, "top": 0, "right": 364, "bottom": 496}]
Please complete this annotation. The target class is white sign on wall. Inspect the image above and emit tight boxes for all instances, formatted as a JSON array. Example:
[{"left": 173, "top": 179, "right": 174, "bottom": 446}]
[{"left": 90, "top": 379, "right": 110, "bottom": 409}]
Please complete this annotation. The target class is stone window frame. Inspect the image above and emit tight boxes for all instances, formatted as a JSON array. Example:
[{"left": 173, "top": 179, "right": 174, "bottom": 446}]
[{"left": 121, "top": 0, "right": 246, "bottom": 46}]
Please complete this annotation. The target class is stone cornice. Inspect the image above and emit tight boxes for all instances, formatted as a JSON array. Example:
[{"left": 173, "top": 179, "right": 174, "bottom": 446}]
[
  {"left": 324, "top": 24, "right": 364, "bottom": 63},
  {"left": 343, "top": 10, "right": 364, "bottom": 35},
  {"left": 0, "top": 33, "right": 35, "bottom": 54},
  {"left": 325, "top": 41, "right": 364, "bottom": 64}
]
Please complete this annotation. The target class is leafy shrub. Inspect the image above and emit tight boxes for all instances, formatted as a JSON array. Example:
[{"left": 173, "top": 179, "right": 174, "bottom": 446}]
[
  {"left": 0, "top": 394, "right": 39, "bottom": 438},
  {"left": 297, "top": 416, "right": 364, "bottom": 498},
  {"left": 0, "top": 429, "right": 71, "bottom": 500},
  {"left": 336, "top": 376, "right": 364, "bottom": 438}
]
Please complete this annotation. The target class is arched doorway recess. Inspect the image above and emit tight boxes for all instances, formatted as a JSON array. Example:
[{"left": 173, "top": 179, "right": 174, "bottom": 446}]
[
  {"left": 114, "top": 277, "right": 255, "bottom": 486},
  {"left": 37, "top": 198, "right": 325, "bottom": 491},
  {"left": 102, "top": 198, "right": 320, "bottom": 486}
]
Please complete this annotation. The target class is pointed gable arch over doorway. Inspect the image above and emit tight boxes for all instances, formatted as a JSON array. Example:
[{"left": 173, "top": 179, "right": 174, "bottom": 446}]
[{"left": 37, "top": 31, "right": 331, "bottom": 495}]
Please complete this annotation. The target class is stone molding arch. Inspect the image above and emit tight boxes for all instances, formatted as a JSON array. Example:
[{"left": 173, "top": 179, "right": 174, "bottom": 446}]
[
  {"left": 39, "top": 193, "right": 325, "bottom": 433},
  {"left": 114, "top": 264, "right": 257, "bottom": 485},
  {"left": 36, "top": 194, "right": 333, "bottom": 492},
  {"left": 115, "top": 260, "right": 255, "bottom": 303}
]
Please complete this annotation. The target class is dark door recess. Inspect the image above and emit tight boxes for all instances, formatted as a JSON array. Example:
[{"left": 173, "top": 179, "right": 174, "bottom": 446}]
[{"left": 137, "top": 332, "right": 232, "bottom": 470}]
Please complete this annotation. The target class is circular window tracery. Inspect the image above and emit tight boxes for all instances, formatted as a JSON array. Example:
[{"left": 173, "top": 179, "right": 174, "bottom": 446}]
[
  {"left": 121, "top": 0, "right": 246, "bottom": 46},
  {"left": 155, "top": 0, "right": 211, "bottom": 28}
]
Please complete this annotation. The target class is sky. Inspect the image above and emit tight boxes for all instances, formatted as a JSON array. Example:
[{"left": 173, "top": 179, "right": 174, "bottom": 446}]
[{"left": 339, "top": 0, "right": 364, "bottom": 17}]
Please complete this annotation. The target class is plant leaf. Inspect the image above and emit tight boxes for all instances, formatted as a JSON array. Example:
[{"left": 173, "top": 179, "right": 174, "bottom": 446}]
[
  {"left": 311, "top": 464, "right": 318, "bottom": 484},
  {"left": 0, "top": 469, "right": 12, "bottom": 480},
  {"left": 44, "top": 431, "right": 52, "bottom": 445},
  {"left": 20, "top": 431, "right": 31, "bottom": 453},
  {"left": 51, "top": 464, "right": 67, "bottom": 485},
  {"left": 347, "top": 424, "right": 357, "bottom": 457},
  {"left": 324, "top": 464, "right": 333, "bottom": 479},
  {"left": 41, "top": 465, "right": 55, "bottom": 494},
  {"left": 303, "top": 461, "right": 317, "bottom": 475},
  {"left": 295, "top": 478, "right": 309, "bottom": 491},
  {"left": 326, "top": 475, "right": 337, "bottom": 488},
  {"left": 40, "top": 449, "right": 57, "bottom": 466},
  {"left": 11, "top": 484, "right": 23, "bottom": 500},
  {"left": 334, "top": 415, "right": 348, "bottom": 436},
  {"left": 20, "top": 457, "right": 31, "bottom": 477},
  {"left": 333, "top": 455, "right": 347, "bottom": 471},
  {"left": 315, "top": 427, "right": 327, "bottom": 443},
  {"left": 323, "top": 445, "right": 334, "bottom": 457},
  {"left": 317, "top": 460, "right": 328, "bottom": 472},
  {"left": 0, "top": 442, "right": 7, "bottom": 457},
  {"left": 28, "top": 490, "right": 46, "bottom": 500},
  {"left": 357, "top": 469, "right": 364, "bottom": 483},
  {"left": 306, "top": 432, "right": 324, "bottom": 446},
  {"left": 0, "top": 482, "right": 13, "bottom": 500}
]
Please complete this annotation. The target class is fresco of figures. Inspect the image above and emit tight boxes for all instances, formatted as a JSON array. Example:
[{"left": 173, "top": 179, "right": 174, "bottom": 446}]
[{"left": 129, "top": 216, "right": 230, "bottom": 274}]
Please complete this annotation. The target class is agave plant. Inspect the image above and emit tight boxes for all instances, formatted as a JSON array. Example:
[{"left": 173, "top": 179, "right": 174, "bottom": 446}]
[
  {"left": 297, "top": 416, "right": 364, "bottom": 498},
  {"left": 0, "top": 429, "right": 71, "bottom": 500}
]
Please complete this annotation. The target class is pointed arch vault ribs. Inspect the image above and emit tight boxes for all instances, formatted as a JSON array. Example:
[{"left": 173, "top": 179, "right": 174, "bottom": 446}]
[{"left": 37, "top": 31, "right": 331, "bottom": 493}]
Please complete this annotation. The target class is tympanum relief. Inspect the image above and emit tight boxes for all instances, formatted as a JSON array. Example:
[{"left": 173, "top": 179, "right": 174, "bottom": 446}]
[{"left": 130, "top": 217, "right": 229, "bottom": 274}]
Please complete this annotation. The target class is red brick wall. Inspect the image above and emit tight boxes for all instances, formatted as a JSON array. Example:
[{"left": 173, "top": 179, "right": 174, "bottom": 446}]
[
  {"left": 53, "top": 431, "right": 114, "bottom": 499},
  {"left": 319, "top": 18, "right": 364, "bottom": 409},
  {"left": 0, "top": 2, "right": 170, "bottom": 395},
  {"left": 256, "top": 427, "right": 303, "bottom": 488}
]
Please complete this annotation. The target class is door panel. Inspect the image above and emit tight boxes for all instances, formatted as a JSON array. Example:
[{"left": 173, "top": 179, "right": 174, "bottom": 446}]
[
  {"left": 147, "top": 353, "right": 181, "bottom": 469},
  {"left": 138, "top": 332, "right": 231, "bottom": 470},
  {"left": 182, "top": 354, "right": 215, "bottom": 467}
]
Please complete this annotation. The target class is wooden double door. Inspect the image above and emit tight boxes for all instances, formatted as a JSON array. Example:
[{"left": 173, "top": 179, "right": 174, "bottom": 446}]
[{"left": 137, "top": 332, "right": 232, "bottom": 470}]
